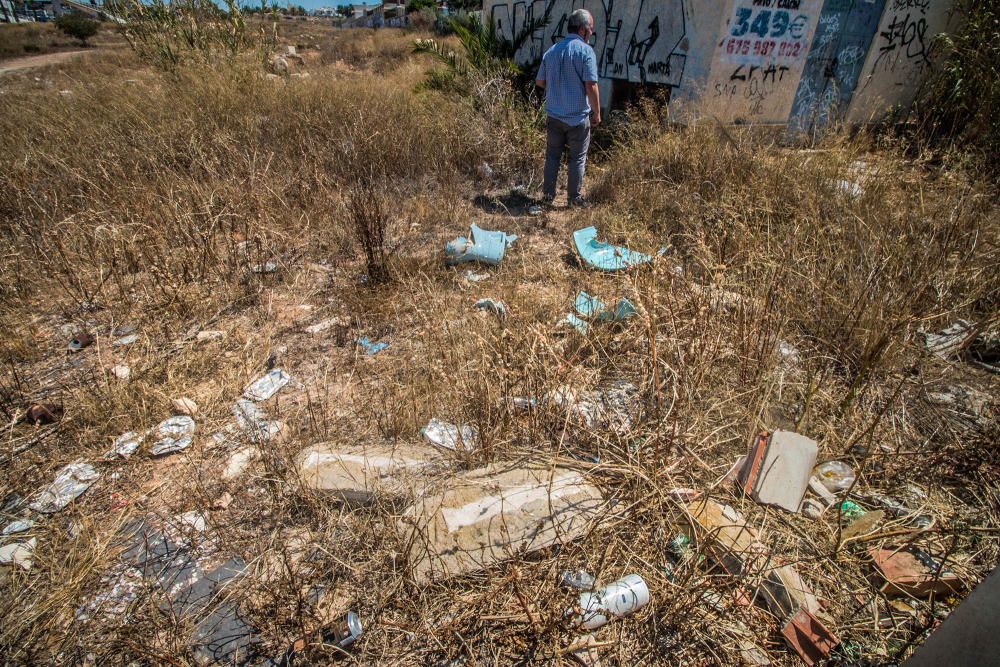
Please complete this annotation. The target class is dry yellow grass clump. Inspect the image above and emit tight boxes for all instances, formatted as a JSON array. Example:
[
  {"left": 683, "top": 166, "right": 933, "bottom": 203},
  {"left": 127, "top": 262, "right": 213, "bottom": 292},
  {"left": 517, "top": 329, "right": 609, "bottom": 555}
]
[{"left": 0, "top": 19, "right": 997, "bottom": 666}]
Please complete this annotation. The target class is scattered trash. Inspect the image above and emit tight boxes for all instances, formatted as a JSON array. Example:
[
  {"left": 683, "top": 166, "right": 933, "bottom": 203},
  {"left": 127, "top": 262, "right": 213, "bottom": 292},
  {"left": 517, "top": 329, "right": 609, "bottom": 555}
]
[
  {"left": 837, "top": 500, "right": 866, "bottom": 523},
  {"left": 865, "top": 493, "right": 912, "bottom": 517},
  {"left": 0, "top": 537, "right": 36, "bottom": 571},
  {"left": 685, "top": 499, "right": 765, "bottom": 576},
  {"left": 445, "top": 224, "right": 518, "bottom": 266},
  {"left": 212, "top": 492, "right": 234, "bottom": 510},
  {"left": 807, "top": 477, "right": 837, "bottom": 506},
  {"left": 421, "top": 418, "right": 477, "bottom": 451},
  {"left": 510, "top": 397, "right": 537, "bottom": 411},
  {"left": 924, "top": 320, "right": 978, "bottom": 359},
  {"left": 736, "top": 430, "right": 818, "bottom": 513},
  {"left": 150, "top": 415, "right": 196, "bottom": 456},
  {"left": 252, "top": 261, "right": 279, "bottom": 274},
  {"left": 777, "top": 340, "right": 802, "bottom": 364},
  {"left": 24, "top": 403, "right": 62, "bottom": 425},
  {"left": 325, "top": 611, "right": 364, "bottom": 648},
  {"left": 196, "top": 330, "right": 225, "bottom": 342},
  {"left": 813, "top": 461, "right": 855, "bottom": 494},
  {"left": 171, "top": 397, "right": 199, "bottom": 417},
  {"left": 400, "top": 466, "right": 604, "bottom": 582},
  {"left": 551, "top": 382, "right": 639, "bottom": 431},
  {"left": 111, "top": 365, "right": 131, "bottom": 381},
  {"left": 68, "top": 332, "right": 94, "bottom": 352},
  {"left": 781, "top": 607, "right": 839, "bottom": 666},
  {"left": 112, "top": 333, "right": 139, "bottom": 347},
  {"left": 244, "top": 369, "right": 290, "bottom": 402},
  {"left": 29, "top": 463, "right": 100, "bottom": 513},
  {"left": 109, "top": 431, "right": 143, "bottom": 459},
  {"left": 566, "top": 291, "right": 637, "bottom": 333},
  {"left": 305, "top": 317, "right": 346, "bottom": 334},
  {"left": 560, "top": 569, "right": 596, "bottom": 590},
  {"left": 464, "top": 270, "right": 489, "bottom": 282},
  {"left": 233, "top": 400, "right": 283, "bottom": 443},
  {"left": 479, "top": 162, "right": 494, "bottom": 180},
  {"left": 355, "top": 337, "right": 389, "bottom": 355},
  {"left": 222, "top": 446, "right": 259, "bottom": 480},
  {"left": 527, "top": 204, "right": 543, "bottom": 216},
  {"left": 572, "top": 226, "right": 655, "bottom": 272},
  {"left": 667, "top": 533, "right": 692, "bottom": 558},
  {"left": 869, "top": 546, "right": 962, "bottom": 597},
  {"left": 834, "top": 179, "right": 864, "bottom": 199},
  {"left": 841, "top": 509, "right": 885, "bottom": 541},
  {"left": 800, "top": 499, "right": 825, "bottom": 520},
  {"left": 474, "top": 298, "right": 508, "bottom": 317},
  {"left": 177, "top": 511, "right": 208, "bottom": 532},
  {"left": 571, "top": 574, "right": 650, "bottom": 630},
  {"left": 2, "top": 519, "right": 34, "bottom": 535}
]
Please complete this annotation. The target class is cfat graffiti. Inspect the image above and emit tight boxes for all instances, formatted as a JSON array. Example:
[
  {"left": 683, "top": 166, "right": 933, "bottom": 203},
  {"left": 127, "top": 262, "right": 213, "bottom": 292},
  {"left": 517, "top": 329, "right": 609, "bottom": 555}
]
[{"left": 489, "top": 0, "right": 689, "bottom": 87}]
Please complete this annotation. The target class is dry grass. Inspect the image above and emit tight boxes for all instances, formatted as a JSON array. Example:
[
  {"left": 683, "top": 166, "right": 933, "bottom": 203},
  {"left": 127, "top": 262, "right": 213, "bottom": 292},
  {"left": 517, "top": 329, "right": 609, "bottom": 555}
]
[
  {"left": 0, "top": 22, "right": 123, "bottom": 60},
  {"left": 0, "top": 29, "right": 997, "bottom": 666}
]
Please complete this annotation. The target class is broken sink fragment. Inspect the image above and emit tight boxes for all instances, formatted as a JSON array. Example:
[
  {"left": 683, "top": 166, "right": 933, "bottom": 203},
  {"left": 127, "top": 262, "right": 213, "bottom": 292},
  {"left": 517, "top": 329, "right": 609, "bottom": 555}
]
[
  {"left": 445, "top": 224, "right": 517, "bottom": 266},
  {"left": 566, "top": 291, "right": 637, "bottom": 333},
  {"left": 572, "top": 227, "right": 654, "bottom": 272}
]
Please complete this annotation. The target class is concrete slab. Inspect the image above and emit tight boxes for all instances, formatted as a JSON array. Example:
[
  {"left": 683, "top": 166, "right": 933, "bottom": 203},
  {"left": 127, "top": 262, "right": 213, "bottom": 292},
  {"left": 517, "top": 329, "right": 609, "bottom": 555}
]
[
  {"left": 398, "top": 465, "right": 605, "bottom": 583},
  {"left": 296, "top": 443, "right": 435, "bottom": 503}
]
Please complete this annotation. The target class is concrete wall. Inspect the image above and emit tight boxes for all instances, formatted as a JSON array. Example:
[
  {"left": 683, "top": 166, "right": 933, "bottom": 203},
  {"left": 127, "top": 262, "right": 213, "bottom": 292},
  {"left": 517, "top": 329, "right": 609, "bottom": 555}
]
[{"left": 486, "top": 0, "right": 961, "bottom": 131}]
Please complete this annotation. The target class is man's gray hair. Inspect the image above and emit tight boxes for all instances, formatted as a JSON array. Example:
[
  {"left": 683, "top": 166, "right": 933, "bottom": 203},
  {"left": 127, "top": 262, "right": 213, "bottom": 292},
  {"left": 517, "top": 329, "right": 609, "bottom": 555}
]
[{"left": 567, "top": 8, "right": 592, "bottom": 32}]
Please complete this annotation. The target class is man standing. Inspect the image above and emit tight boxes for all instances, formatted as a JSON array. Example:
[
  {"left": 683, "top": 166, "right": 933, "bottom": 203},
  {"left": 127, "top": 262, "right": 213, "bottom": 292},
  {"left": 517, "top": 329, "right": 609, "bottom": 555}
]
[{"left": 535, "top": 9, "right": 601, "bottom": 208}]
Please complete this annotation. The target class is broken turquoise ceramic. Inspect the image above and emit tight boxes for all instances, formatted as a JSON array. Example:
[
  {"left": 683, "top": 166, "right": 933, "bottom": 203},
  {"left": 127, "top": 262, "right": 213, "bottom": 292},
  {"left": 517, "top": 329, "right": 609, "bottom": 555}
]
[
  {"left": 445, "top": 224, "right": 518, "bottom": 266},
  {"left": 355, "top": 337, "right": 388, "bottom": 355},
  {"left": 565, "top": 313, "right": 591, "bottom": 334},
  {"left": 572, "top": 226, "right": 652, "bottom": 272},
  {"left": 573, "top": 291, "right": 638, "bottom": 323}
]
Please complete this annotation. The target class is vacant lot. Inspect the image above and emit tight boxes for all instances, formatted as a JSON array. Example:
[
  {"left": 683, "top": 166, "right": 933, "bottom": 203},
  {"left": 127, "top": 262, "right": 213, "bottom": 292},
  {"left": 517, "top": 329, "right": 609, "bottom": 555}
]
[{"left": 0, "top": 20, "right": 997, "bottom": 666}]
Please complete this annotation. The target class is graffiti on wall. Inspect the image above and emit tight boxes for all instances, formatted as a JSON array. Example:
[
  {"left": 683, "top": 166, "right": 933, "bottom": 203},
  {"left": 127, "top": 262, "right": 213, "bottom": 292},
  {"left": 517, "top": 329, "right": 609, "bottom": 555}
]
[
  {"left": 489, "top": 0, "right": 689, "bottom": 87},
  {"left": 708, "top": 0, "right": 822, "bottom": 121},
  {"left": 865, "top": 0, "right": 933, "bottom": 87}
]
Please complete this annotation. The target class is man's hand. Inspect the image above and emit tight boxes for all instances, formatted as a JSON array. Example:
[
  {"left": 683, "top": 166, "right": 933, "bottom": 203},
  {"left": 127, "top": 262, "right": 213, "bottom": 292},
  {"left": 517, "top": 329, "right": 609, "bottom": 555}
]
[
  {"left": 584, "top": 80, "right": 601, "bottom": 127},
  {"left": 590, "top": 113, "right": 601, "bottom": 127}
]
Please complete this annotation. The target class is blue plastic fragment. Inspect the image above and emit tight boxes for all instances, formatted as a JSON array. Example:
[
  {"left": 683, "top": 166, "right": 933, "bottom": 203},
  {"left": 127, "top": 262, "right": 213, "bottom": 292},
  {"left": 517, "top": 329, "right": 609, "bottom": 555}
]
[
  {"left": 445, "top": 224, "right": 518, "bottom": 266},
  {"left": 474, "top": 298, "right": 508, "bottom": 316},
  {"left": 355, "top": 337, "right": 388, "bottom": 355},
  {"left": 572, "top": 226, "right": 653, "bottom": 272},
  {"left": 565, "top": 313, "right": 591, "bottom": 334}
]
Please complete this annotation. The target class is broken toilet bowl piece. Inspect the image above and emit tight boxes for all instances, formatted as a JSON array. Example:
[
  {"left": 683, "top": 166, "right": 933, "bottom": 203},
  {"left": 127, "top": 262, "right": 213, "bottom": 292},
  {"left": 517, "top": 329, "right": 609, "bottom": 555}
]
[
  {"left": 572, "top": 226, "right": 654, "bottom": 272},
  {"left": 445, "top": 224, "right": 517, "bottom": 266},
  {"left": 398, "top": 464, "right": 605, "bottom": 582}
]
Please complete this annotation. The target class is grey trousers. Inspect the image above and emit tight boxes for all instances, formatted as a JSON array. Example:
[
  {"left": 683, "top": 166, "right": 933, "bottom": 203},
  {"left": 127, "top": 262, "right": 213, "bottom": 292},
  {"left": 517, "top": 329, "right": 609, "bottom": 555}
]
[{"left": 543, "top": 116, "right": 591, "bottom": 201}]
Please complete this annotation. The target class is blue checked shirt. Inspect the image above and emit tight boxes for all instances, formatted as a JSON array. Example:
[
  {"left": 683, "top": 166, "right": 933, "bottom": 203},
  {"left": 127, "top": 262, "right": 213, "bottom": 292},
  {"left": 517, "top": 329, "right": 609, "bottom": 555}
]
[{"left": 536, "top": 34, "right": 599, "bottom": 127}]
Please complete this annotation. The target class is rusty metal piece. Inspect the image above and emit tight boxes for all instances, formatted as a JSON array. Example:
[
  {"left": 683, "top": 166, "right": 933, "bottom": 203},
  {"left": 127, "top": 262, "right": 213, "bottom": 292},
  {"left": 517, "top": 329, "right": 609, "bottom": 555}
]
[
  {"left": 25, "top": 403, "right": 63, "bottom": 425},
  {"left": 780, "top": 608, "right": 839, "bottom": 666}
]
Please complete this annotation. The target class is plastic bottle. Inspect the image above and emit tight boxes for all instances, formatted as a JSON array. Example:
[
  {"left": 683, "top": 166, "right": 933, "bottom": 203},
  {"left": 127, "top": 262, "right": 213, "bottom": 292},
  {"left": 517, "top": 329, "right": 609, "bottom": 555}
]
[{"left": 572, "top": 574, "right": 650, "bottom": 630}]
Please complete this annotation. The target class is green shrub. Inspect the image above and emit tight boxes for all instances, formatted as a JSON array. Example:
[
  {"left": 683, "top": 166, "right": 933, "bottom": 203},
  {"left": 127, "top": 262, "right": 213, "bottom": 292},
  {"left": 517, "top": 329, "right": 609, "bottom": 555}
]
[{"left": 54, "top": 13, "right": 99, "bottom": 46}]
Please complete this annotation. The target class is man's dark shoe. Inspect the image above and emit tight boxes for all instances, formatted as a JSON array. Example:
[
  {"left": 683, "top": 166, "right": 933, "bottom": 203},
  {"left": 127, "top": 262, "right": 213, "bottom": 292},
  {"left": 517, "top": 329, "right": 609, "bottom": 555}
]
[
  {"left": 568, "top": 196, "right": 591, "bottom": 209},
  {"left": 541, "top": 195, "right": 555, "bottom": 206}
]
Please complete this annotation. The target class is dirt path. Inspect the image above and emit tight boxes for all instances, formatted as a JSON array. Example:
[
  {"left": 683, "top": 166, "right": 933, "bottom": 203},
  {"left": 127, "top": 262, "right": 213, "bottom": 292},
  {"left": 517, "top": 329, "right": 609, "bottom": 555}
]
[{"left": 0, "top": 49, "right": 92, "bottom": 76}]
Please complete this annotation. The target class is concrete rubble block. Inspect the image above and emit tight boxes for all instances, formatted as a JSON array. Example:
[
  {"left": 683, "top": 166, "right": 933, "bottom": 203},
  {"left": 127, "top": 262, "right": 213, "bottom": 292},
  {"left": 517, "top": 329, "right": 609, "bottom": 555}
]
[
  {"left": 737, "top": 430, "right": 818, "bottom": 514},
  {"left": 296, "top": 443, "right": 435, "bottom": 503},
  {"left": 399, "top": 465, "right": 606, "bottom": 583}
]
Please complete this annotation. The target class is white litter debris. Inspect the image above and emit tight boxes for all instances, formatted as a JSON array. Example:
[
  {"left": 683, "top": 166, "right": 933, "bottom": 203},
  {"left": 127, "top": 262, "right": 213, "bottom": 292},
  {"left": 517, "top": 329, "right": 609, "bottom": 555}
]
[
  {"left": 178, "top": 511, "right": 207, "bottom": 532},
  {"left": 149, "top": 416, "right": 196, "bottom": 456},
  {"left": 813, "top": 461, "right": 856, "bottom": 493},
  {"left": 551, "top": 382, "right": 639, "bottom": 431},
  {"left": 111, "top": 365, "right": 131, "bottom": 380},
  {"left": 834, "top": 179, "right": 864, "bottom": 198},
  {"left": 232, "top": 399, "right": 283, "bottom": 443},
  {"left": 108, "top": 431, "right": 144, "bottom": 459},
  {"left": 196, "top": 330, "right": 225, "bottom": 342},
  {"left": 421, "top": 418, "right": 478, "bottom": 451},
  {"left": 244, "top": 369, "right": 290, "bottom": 401},
  {"left": 0, "top": 538, "right": 36, "bottom": 570},
  {"left": 463, "top": 270, "right": 489, "bottom": 282},
  {"left": 29, "top": 463, "right": 100, "bottom": 513},
  {"left": 112, "top": 334, "right": 139, "bottom": 347},
  {"left": 2, "top": 519, "right": 34, "bottom": 535},
  {"left": 924, "top": 320, "right": 978, "bottom": 359},
  {"left": 252, "top": 261, "right": 279, "bottom": 274},
  {"left": 222, "top": 446, "right": 259, "bottom": 479},
  {"left": 306, "top": 317, "right": 346, "bottom": 334}
]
